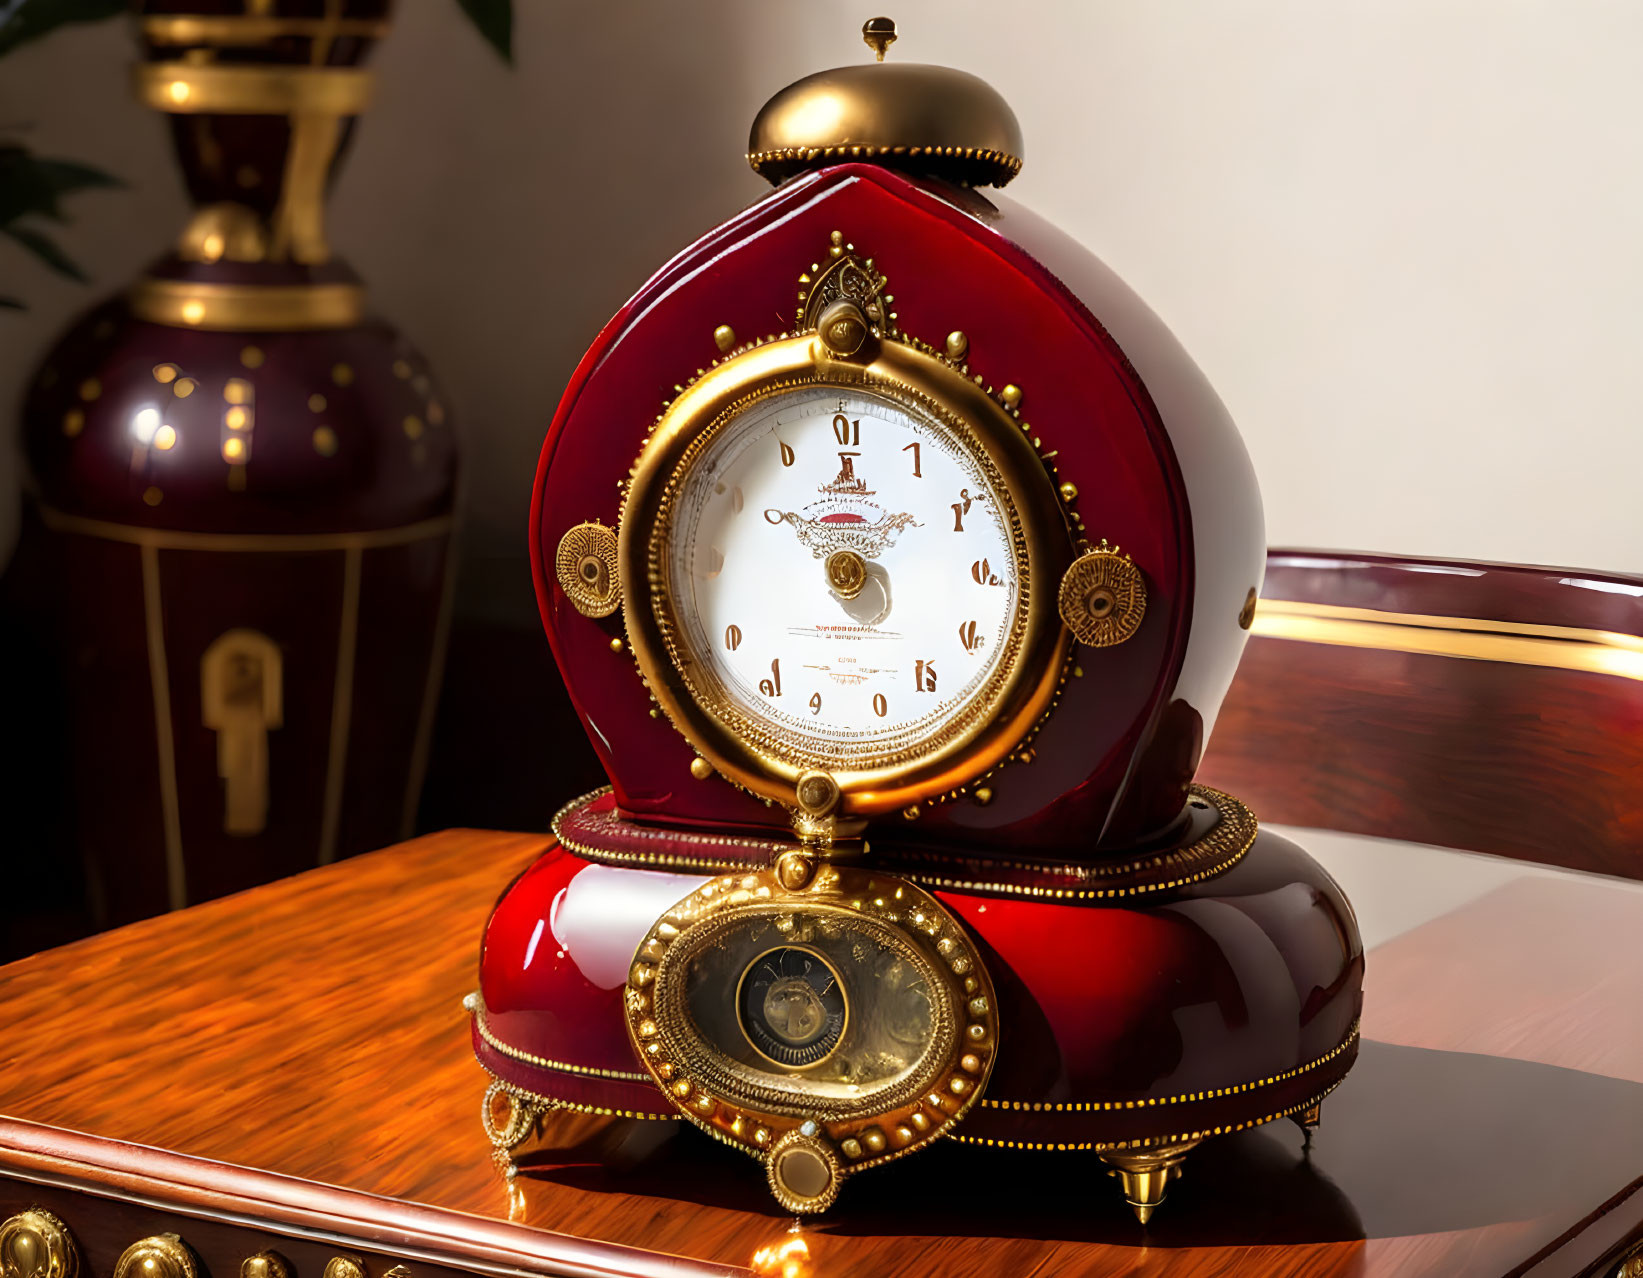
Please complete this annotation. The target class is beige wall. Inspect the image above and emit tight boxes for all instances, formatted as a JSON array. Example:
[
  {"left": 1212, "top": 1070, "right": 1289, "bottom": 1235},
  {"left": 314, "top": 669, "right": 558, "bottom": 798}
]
[{"left": 5, "top": 2, "right": 1640, "bottom": 623}]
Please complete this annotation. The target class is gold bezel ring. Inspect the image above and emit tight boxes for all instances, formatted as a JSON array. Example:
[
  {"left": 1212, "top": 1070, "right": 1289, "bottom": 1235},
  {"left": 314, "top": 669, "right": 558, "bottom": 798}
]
[{"left": 618, "top": 332, "right": 1072, "bottom": 817}]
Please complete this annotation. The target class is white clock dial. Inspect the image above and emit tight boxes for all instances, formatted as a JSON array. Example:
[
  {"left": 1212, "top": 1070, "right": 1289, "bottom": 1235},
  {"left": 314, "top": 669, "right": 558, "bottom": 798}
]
[{"left": 667, "top": 386, "right": 1019, "bottom": 760}]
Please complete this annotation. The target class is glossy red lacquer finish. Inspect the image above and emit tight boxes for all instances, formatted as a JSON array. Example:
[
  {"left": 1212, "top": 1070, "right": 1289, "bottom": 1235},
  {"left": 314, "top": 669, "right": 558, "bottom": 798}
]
[
  {"left": 476, "top": 831, "right": 1361, "bottom": 1140},
  {"left": 529, "top": 162, "right": 1264, "bottom": 855},
  {"left": 502, "top": 151, "right": 1351, "bottom": 1164}
]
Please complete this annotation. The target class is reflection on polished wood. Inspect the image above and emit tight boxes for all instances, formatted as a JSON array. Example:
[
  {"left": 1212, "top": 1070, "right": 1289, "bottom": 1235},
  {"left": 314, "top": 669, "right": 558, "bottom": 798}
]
[{"left": 1, "top": 830, "right": 1640, "bottom": 1277}]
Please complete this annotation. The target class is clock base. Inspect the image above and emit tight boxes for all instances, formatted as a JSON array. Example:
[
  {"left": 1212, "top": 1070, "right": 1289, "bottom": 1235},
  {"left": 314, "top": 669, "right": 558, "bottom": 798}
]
[{"left": 469, "top": 790, "right": 1363, "bottom": 1219}]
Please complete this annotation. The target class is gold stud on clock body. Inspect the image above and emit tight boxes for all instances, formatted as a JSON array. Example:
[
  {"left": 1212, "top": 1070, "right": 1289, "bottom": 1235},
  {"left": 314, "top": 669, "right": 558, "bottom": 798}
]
[
  {"left": 1058, "top": 543, "right": 1146, "bottom": 647},
  {"left": 555, "top": 522, "right": 621, "bottom": 618}
]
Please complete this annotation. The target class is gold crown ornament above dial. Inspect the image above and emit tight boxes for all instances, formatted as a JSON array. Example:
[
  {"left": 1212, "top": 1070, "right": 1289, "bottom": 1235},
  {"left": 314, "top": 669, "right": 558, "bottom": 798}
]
[{"left": 748, "top": 18, "right": 1024, "bottom": 188}]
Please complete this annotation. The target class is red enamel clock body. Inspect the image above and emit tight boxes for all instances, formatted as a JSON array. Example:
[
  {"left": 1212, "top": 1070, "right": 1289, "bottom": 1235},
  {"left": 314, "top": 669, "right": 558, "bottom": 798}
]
[
  {"left": 475, "top": 67, "right": 1361, "bottom": 1219},
  {"left": 529, "top": 164, "right": 1262, "bottom": 853}
]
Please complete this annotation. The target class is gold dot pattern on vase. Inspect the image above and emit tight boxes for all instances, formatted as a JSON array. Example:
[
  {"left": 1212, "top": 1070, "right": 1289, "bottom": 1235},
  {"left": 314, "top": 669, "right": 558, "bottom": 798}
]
[
  {"left": 392, "top": 359, "right": 412, "bottom": 379},
  {"left": 411, "top": 373, "right": 430, "bottom": 395},
  {"left": 312, "top": 426, "right": 339, "bottom": 457},
  {"left": 154, "top": 424, "right": 177, "bottom": 451},
  {"left": 223, "top": 435, "right": 246, "bottom": 461},
  {"left": 153, "top": 364, "right": 179, "bottom": 384},
  {"left": 308, "top": 393, "right": 327, "bottom": 413},
  {"left": 403, "top": 415, "right": 424, "bottom": 440},
  {"left": 427, "top": 400, "right": 445, "bottom": 426},
  {"left": 79, "top": 378, "right": 101, "bottom": 401},
  {"left": 225, "top": 378, "right": 253, "bottom": 404},
  {"left": 143, "top": 486, "right": 163, "bottom": 506},
  {"left": 240, "top": 346, "right": 265, "bottom": 369},
  {"left": 226, "top": 406, "right": 249, "bottom": 430},
  {"left": 62, "top": 408, "right": 84, "bottom": 437},
  {"left": 332, "top": 363, "right": 354, "bottom": 386},
  {"left": 173, "top": 377, "right": 196, "bottom": 398}
]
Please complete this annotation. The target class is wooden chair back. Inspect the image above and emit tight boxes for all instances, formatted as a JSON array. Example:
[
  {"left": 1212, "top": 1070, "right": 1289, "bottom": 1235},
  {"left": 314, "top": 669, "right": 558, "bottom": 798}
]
[{"left": 1198, "top": 549, "right": 1643, "bottom": 881}]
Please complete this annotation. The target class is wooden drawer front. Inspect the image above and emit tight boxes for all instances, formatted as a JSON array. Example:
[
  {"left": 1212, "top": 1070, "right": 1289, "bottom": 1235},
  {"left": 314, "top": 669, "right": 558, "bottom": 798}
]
[{"left": 0, "top": 1184, "right": 485, "bottom": 1278}]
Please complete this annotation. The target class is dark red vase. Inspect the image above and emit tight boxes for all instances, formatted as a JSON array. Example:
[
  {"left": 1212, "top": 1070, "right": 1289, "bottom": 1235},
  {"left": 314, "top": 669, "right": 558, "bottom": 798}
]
[{"left": 12, "top": 2, "right": 457, "bottom": 925}]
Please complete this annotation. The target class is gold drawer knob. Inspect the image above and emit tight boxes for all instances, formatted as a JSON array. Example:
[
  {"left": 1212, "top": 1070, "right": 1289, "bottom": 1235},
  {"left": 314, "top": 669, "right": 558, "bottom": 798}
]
[
  {"left": 241, "top": 1255, "right": 290, "bottom": 1278},
  {"left": 322, "top": 1260, "right": 364, "bottom": 1278},
  {"left": 113, "top": 1235, "right": 197, "bottom": 1278},
  {"left": 0, "top": 1209, "right": 78, "bottom": 1278}
]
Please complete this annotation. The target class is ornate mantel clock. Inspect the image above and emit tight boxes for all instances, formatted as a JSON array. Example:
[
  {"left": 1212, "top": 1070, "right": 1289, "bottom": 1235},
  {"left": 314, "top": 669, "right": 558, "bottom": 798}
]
[{"left": 469, "top": 19, "right": 1363, "bottom": 1222}]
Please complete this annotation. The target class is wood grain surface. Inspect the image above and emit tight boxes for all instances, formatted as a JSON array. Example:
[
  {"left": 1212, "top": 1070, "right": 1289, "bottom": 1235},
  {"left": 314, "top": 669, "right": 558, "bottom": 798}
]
[{"left": 2, "top": 829, "right": 1642, "bottom": 1278}]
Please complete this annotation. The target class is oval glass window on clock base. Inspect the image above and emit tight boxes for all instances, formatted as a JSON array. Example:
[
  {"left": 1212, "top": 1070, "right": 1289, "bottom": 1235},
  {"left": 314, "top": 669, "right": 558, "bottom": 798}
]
[{"left": 625, "top": 856, "right": 999, "bottom": 1214}]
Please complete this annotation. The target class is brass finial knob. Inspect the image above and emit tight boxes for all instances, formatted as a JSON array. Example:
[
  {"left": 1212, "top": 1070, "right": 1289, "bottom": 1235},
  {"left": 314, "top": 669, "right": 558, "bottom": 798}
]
[{"left": 862, "top": 17, "right": 896, "bottom": 61}]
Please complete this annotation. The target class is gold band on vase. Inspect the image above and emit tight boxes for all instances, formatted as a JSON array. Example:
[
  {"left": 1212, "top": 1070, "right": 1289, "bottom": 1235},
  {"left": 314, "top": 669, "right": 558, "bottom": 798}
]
[
  {"left": 142, "top": 15, "right": 391, "bottom": 47},
  {"left": 128, "top": 279, "right": 365, "bottom": 331},
  {"left": 132, "top": 63, "right": 374, "bottom": 116}
]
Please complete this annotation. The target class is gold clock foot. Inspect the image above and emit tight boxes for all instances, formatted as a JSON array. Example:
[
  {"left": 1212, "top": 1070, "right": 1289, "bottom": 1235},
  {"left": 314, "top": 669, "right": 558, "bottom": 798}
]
[
  {"left": 481, "top": 1081, "right": 548, "bottom": 1177},
  {"left": 1292, "top": 1099, "right": 1323, "bottom": 1149},
  {"left": 1098, "top": 1140, "right": 1201, "bottom": 1225}
]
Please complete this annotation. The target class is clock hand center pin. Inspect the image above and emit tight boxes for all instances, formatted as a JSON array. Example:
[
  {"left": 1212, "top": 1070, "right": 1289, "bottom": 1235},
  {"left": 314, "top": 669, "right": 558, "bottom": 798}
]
[{"left": 825, "top": 550, "right": 867, "bottom": 599}]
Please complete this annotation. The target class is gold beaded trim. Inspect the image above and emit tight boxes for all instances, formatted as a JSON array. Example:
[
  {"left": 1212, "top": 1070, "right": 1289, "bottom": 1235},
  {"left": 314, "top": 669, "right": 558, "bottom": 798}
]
[
  {"left": 747, "top": 144, "right": 1024, "bottom": 184},
  {"left": 551, "top": 787, "right": 787, "bottom": 870},
  {"left": 481, "top": 1073, "right": 678, "bottom": 1124},
  {"left": 892, "top": 786, "right": 1255, "bottom": 888},
  {"left": 979, "top": 1020, "right": 1359, "bottom": 1114},
  {"left": 951, "top": 1079, "right": 1348, "bottom": 1153},
  {"left": 550, "top": 785, "right": 1257, "bottom": 900},
  {"left": 466, "top": 992, "right": 651, "bottom": 1082}
]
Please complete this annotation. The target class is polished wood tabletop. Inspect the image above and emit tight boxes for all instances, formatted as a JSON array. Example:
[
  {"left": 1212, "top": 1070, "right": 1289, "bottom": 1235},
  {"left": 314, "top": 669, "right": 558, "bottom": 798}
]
[{"left": 2, "top": 829, "right": 1641, "bottom": 1278}]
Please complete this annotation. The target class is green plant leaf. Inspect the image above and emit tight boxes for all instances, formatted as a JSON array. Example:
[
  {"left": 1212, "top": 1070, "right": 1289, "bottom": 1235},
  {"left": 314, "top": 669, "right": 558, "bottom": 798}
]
[
  {"left": 0, "top": 146, "right": 122, "bottom": 224},
  {"left": 457, "top": 0, "right": 511, "bottom": 63},
  {"left": 0, "top": 0, "right": 130, "bottom": 60},
  {"left": 3, "top": 223, "right": 87, "bottom": 282}
]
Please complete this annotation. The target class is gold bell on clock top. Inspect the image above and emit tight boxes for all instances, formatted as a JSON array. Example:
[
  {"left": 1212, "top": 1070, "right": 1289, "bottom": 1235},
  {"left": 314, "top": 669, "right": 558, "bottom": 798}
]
[{"left": 748, "top": 18, "right": 1025, "bottom": 188}]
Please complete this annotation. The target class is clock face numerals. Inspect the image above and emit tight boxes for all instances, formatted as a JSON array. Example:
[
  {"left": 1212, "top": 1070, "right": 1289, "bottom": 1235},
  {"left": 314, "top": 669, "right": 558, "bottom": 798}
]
[{"left": 669, "top": 387, "right": 1018, "bottom": 759}]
